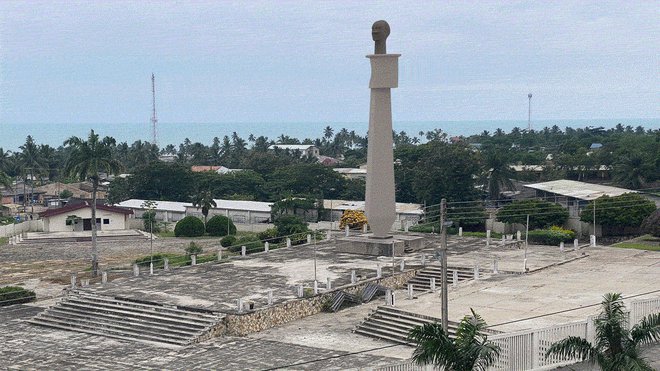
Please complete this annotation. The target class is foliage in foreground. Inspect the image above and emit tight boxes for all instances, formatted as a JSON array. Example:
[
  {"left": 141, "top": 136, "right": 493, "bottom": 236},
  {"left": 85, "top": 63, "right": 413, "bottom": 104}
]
[
  {"left": 408, "top": 309, "right": 499, "bottom": 371},
  {"left": 527, "top": 227, "right": 576, "bottom": 246},
  {"left": 0, "top": 286, "right": 36, "bottom": 306},
  {"left": 546, "top": 292, "right": 660, "bottom": 370}
]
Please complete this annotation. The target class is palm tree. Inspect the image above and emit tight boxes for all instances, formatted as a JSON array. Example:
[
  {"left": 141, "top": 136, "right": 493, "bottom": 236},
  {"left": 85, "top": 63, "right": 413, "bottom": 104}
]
[
  {"left": 546, "top": 293, "right": 660, "bottom": 370},
  {"left": 192, "top": 190, "right": 216, "bottom": 226},
  {"left": 408, "top": 309, "right": 500, "bottom": 371},
  {"left": 64, "top": 130, "right": 122, "bottom": 276},
  {"left": 0, "top": 170, "right": 12, "bottom": 190},
  {"left": 481, "top": 150, "right": 515, "bottom": 200}
]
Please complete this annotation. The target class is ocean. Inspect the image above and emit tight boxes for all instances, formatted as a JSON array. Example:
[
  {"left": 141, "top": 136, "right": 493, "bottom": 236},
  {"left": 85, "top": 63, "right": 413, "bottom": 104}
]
[{"left": 1, "top": 119, "right": 658, "bottom": 151}]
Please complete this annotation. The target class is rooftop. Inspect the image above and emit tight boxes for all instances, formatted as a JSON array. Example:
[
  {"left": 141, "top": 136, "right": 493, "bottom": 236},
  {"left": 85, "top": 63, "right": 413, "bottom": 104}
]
[
  {"left": 524, "top": 179, "right": 635, "bottom": 200},
  {"left": 116, "top": 199, "right": 192, "bottom": 213}
]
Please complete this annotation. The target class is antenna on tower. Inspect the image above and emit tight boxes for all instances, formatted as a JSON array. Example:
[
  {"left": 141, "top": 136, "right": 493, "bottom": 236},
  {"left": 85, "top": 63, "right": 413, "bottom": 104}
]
[
  {"left": 151, "top": 73, "right": 158, "bottom": 146},
  {"left": 527, "top": 93, "right": 533, "bottom": 131}
]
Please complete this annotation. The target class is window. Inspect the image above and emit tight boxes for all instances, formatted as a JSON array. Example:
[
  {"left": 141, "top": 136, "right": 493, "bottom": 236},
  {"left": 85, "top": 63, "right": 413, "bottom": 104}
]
[
  {"left": 103, "top": 219, "right": 110, "bottom": 225},
  {"left": 96, "top": 218, "right": 101, "bottom": 224}
]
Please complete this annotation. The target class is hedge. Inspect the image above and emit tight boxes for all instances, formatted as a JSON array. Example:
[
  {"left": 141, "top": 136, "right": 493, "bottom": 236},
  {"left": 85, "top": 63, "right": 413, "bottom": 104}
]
[
  {"left": 0, "top": 286, "right": 36, "bottom": 306},
  {"left": 174, "top": 216, "right": 205, "bottom": 237},
  {"left": 527, "top": 227, "right": 576, "bottom": 246},
  {"left": 206, "top": 215, "right": 237, "bottom": 237},
  {"left": 497, "top": 200, "right": 568, "bottom": 229}
]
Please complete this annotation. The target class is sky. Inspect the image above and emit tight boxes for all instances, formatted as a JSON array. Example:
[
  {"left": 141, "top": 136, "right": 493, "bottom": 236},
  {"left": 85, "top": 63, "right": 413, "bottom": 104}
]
[{"left": 0, "top": 1, "right": 658, "bottom": 125}]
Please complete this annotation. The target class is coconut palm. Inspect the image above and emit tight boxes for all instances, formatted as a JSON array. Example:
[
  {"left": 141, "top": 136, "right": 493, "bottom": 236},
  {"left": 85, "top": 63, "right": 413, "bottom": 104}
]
[
  {"left": 64, "top": 130, "right": 122, "bottom": 276},
  {"left": 546, "top": 292, "right": 660, "bottom": 370},
  {"left": 0, "top": 170, "right": 12, "bottom": 190},
  {"left": 192, "top": 190, "right": 216, "bottom": 226},
  {"left": 408, "top": 309, "right": 500, "bottom": 371},
  {"left": 481, "top": 149, "right": 515, "bottom": 200}
]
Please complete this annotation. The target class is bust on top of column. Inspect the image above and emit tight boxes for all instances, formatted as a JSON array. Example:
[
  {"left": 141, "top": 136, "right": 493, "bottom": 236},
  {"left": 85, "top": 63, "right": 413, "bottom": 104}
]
[{"left": 372, "top": 20, "right": 390, "bottom": 54}]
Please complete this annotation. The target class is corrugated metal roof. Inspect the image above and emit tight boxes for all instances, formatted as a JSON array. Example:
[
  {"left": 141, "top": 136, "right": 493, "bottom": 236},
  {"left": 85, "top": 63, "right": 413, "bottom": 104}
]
[
  {"left": 322, "top": 200, "right": 424, "bottom": 215},
  {"left": 524, "top": 180, "right": 635, "bottom": 200},
  {"left": 116, "top": 199, "right": 191, "bottom": 213},
  {"left": 206, "top": 199, "right": 273, "bottom": 213}
]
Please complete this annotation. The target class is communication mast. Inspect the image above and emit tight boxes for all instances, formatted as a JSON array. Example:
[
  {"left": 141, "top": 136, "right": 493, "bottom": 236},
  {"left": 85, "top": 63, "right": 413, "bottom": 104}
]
[
  {"left": 151, "top": 73, "right": 158, "bottom": 146},
  {"left": 527, "top": 93, "right": 532, "bottom": 131}
]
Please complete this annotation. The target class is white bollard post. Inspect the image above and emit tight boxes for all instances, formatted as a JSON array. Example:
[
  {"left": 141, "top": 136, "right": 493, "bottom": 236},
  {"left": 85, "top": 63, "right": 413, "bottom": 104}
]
[
  {"left": 307, "top": 234, "right": 312, "bottom": 244},
  {"left": 362, "top": 224, "right": 368, "bottom": 233},
  {"left": 297, "top": 284, "right": 304, "bottom": 298},
  {"left": 344, "top": 225, "right": 349, "bottom": 237},
  {"left": 560, "top": 241, "right": 564, "bottom": 252},
  {"left": 590, "top": 235, "right": 596, "bottom": 247},
  {"left": 313, "top": 280, "right": 318, "bottom": 295},
  {"left": 501, "top": 235, "right": 505, "bottom": 243},
  {"left": 400, "top": 260, "right": 405, "bottom": 272},
  {"left": 326, "top": 230, "right": 332, "bottom": 240},
  {"left": 102, "top": 271, "right": 108, "bottom": 284},
  {"left": 150, "top": 262, "right": 154, "bottom": 275},
  {"left": 376, "top": 264, "right": 382, "bottom": 278},
  {"left": 163, "top": 258, "right": 169, "bottom": 271},
  {"left": 71, "top": 273, "right": 77, "bottom": 288},
  {"left": 264, "top": 242, "right": 269, "bottom": 252},
  {"left": 517, "top": 231, "right": 522, "bottom": 241},
  {"left": 493, "top": 259, "right": 499, "bottom": 274},
  {"left": 486, "top": 230, "right": 491, "bottom": 246},
  {"left": 430, "top": 277, "right": 436, "bottom": 292},
  {"left": 191, "top": 255, "right": 197, "bottom": 266},
  {"left": 286, "top": 238, "right": 291, "bottom": 248},
  {"left": 524, "top": 258, "right": 528, "bottom": 272},
  {"left": 421, "top": 254, "right": 426, "bottom": 266},
  {"left": 385, "top": 289, "right": 392, "bottom": 305},
  {"left": 453, "top": 270, "right": 458, "bottom": 287},
  {"left": 217, "top": 249, "right": 223, "bottom": 261},
  {"left": 268, "top": 290, "right": 273, "bottom": 306},
  {"left": 326, "top": 277, "right": 332, "bottom": 290},
  {"left": 351, "top": 270, "right": 357, "bottom": 284},
  {"left": 237, "top": 298, "right": 243, "bottom": 313},
  {"left": 458, "top": 227, "right": 463, "bottom": 237},
  {"left": 133, "top": 264, "right": 139, "bottom": 277},
  {"left": 473, "top": 264, "right": 480, "bottom": 280},
  {"left": 574, "top": 239, "right": 579, "bottom": 249},
  {"left": 241, "top": 246, "right": 247, "bottom": 256},
  {"left": 408, "top": 284, "right": 414, "bottom": 299},
  {"left": 404, "top": 221, "right": 409, "bottom": 232}
]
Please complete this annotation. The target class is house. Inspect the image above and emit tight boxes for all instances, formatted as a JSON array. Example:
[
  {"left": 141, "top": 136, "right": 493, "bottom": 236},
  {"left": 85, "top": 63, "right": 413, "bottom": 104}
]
[
  {"left": 33, "top": 182, "right": 94, "bottom": 204},
  {"left": 115, "top": 199, "right": 191, "bottom": 222},
  {"left": 333, "top": 168, "right": 367, "bottom": 180},
  {"left": 186, "top": 199, "right": 273, "bottom": 224},
  {"left": 39, "top": 201, "right": 133, "bottom": 232},
  {"left": 1, "top": 182, "right": 46, "bottom": 205},
  {"left": 268, "top": 144, "right": 320, "bottom": 159},
  {"left": 191, "top": 166, "right": 222, "bottom": 173}
]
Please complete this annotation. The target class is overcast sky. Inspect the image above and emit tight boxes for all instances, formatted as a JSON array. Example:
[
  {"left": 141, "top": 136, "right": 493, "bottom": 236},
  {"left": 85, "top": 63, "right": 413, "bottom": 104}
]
[{"left": 1, "top": 1, "right": 658, "bottom": 124}]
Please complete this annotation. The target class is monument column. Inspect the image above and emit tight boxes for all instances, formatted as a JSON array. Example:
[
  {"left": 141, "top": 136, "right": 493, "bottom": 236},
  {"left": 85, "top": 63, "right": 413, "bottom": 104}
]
[{"left": 365, "top": 20, "right": 399, "bottom": 238}]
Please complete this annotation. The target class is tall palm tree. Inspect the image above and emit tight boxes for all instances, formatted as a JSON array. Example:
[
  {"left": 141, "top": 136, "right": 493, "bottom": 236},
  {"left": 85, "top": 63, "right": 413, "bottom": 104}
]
[
  {"left": 481, "top": 150, "right": 515, "bottom": 200},
  {"left": 408, "top": 309, "right": 500, "bottom": 371},
  {"left": 192, "top": 190, "right": 216, "bottom": 226},
  {"left": 546, "top": 293, "right": 660, "bottom": 370},
  {"left": 64, "top": 130, "right": 122, "bottom": 276},
  {"left": 0, "top": 170, "right": 12, "bottom": 190}
]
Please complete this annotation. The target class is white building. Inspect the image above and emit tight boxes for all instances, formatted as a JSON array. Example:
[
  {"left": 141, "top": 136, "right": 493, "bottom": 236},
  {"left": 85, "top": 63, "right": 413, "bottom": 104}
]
[
  {"left": 268, "top": 144, "right": 320, "bottom": 158},
  {"left": 116, "top": 199, "right": 191, "bottom": 222},
  {"left": 322, "top": 199, "right": 424, "bottom": 226},
  {"left": 186, "top": 199, "right": 273, "bottom": 224},
  {"left": 39, "top": 202, "right": 133, "bottom": 233}
]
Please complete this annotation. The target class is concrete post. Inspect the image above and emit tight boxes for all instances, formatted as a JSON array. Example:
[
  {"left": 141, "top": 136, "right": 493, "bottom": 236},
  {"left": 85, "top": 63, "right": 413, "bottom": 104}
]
[
  {"left": 560, "top": 241, "right": 564, "bottom": 251},
  {"left": 524, "top": 258, "right": 528, "bottom": 272},
  {"left": 385, "top": 289, "right": 392, "bottom": 305},
  {"left": 71, "top": 273, "right": 77, "bottom": 288},
  {"left": 326, "top": 230, "right": 332, "bottom": 240},
  {"left": 217, "top": 249, "right": 223, "bottom": 261},
  {"left": 150, "top": 262, "right": 154, "bottom": 275},
  {"left": 241, "top": 246, "right": 247, "bottom": 256},
  {"left": 264, "top": 242, "right": 269, "bottom": 252},
  {"left": 574, "top": 239, "right": 579, "bottom": 249},
  {"left": 408, "top": 284, "right": 413, "bottom": 299},
  {"left": 430, "top": 277, "right": 436, "bottom": 292},
  {"left": 421, "top": 254, "right": 426, "bottom": 266},
  {"left": 400, "top": 260, "right": 405, "bottom": 272},
  {"left": 163, "top": 258, "right": 169, "bottom": 271},
  {"left": 237, "top": 298, "right": 243, "bottom": 313},
  {"left": 307, "top": 234, "right": 312, "bottom": 244},
  {"left": 501, "top": 235, "right": 505, "bottom": 243},
  {"left": 590, "top": 235, "right": 596, "bottom": 247},
  {"left": 517, "top": 231, "right": 522, "bottom": 241},
  {"left": 313, "top": 280, "right": 318, "bottom": 295},
  {"left": 133, "top": 264, "right": 139, "bottom": 277},
  {"left": 473, "top": 264, "right": 479, "bottom": 280},
  {"left": 268, "top": 290, "right": 273, "bottom": 306},
  {"left": 362, "top": 224, "right": 368, "bottom": 233},
  {"left": 286, "top": 238, "right": 291, "bottom": 248},
  {"left": 404, "top": 221, "right": 409, "bottom": 232},
  {"left": 351, "top": 270, "right": 357, "bottom": 284},
  {"left": 493, "top": 259, "right": 499, "bottom": 274},
  {"left": 391, "top": 291, "right": 396, "bottom": 306},
  {"left": 297, "top": 284, "right": 304, "bottom": 298},
  {"left": 486, "top": 230, "right": 491, "bottom": 246},
  {"left": 453, "top": 270, "right": 458, "bottom": 287},
  {"left": 344, "top": 225, "right": 349, "bottom": 237},
  {"left": 191, "top": 255, "right": 197, "bottom": 266},
  {"left": 376, "top": 264, "right": 382, "bottom": 278},
  {"left": 101, "top": 271, "right": 108, "bottom": 284},
  {"left": 326, "top": 277, "right": 332, "bottom": 290},
  {"left": 458, "top": 227, "right": 463, "bottom": 237}
]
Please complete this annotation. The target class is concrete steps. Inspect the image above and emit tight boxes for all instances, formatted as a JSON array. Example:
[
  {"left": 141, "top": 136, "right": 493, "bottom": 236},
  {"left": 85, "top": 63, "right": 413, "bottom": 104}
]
[
  {"left": 407, "top": 266, "right": 474, "bottom": 292},
  {"left": 28, "top": 291, "right": 221, "bottom": 346},
  {"left": 354, "top": 306, "right": 459, "bottom": 345}
]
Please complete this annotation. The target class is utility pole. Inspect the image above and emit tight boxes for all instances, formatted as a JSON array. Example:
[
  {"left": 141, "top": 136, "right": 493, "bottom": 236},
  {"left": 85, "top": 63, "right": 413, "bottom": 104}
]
[
  {"left": 593, "top": 198, "right": 596, "bottom": 236},
  {"left": 525, "top": 214, "right": 530, "bottom": 271},
  {"left": 151, "top": 73, "right": 158, "bottom": 147},
  {"left": 440, "top": 198, "right": 448, "bottom": 334}
]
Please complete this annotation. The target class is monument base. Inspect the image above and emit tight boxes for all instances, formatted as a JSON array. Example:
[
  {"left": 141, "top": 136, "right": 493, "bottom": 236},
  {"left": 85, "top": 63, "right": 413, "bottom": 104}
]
[{"left": 336, "top": 233, "right": 425, "bottom": 257}]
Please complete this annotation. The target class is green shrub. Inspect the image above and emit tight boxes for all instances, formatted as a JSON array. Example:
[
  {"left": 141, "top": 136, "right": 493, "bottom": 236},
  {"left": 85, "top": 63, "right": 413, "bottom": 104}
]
[
  {"left": 641, "top": 210, "right": 660, "bottom": 237},
  {"left": 0, "top": 286, "right": 36, "bottom": 306},
  {"left": 142, "top": 210, "right": 162, "bottom": 233},
  {"left": 527, "top": 227, "right": 576, "bottom": 246},
  {"left": 174, "top": 216, "right": 205, "bottom": 237},
  {"left": 273, "top": 215, "right": 309, "bottom": 237},
  {"left": 497, "top": 200, "right": 569, "bottom": 229},
  {"left": 258, "top": 228, "right": 281, "bottom": 243},
  {"left": 185, "top": 241, "right": 203, "bottom": 256},
  {"left": 134, "top": 253, "right": 176, "bottom": 269},
  {"left": 220, "top": 235, "right": 237, "bottom": 247},
  {"left": 227, "top": 235, "right": 263, "bottom": 253},
  {"left": 581, "top": 193, "right": 656, "bottom": 228},
  {"left": 205, "top": 215, "right": 237, "bottom": 237}
]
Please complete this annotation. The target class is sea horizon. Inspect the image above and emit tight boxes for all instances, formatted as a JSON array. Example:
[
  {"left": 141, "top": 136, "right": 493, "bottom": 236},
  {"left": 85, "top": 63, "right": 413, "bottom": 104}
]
[{"left": 2, "top": 118, "right": 659, "bottom": 151}]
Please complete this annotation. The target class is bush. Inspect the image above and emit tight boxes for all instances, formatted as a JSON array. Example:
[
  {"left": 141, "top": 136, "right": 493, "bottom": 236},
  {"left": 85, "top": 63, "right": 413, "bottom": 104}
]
[
  {"left": 134, "top": 253, "right": 174, "bottom": 269},
  {"left": 142, "top": 210, "right": 162, "bottom": 233},
  {"left": 641, "top": 209, "right": 660, "bottom": 237},
  {"left": 0, "top": 286, "right": 36, "bottom": 306},
  {"left": 220, "top": 235, "right": 237, "bottom": 247},
  {"left": 527, "top": 227, "right": 576, "bottom": 246},
  {"left": 185, "top": 241, "right": 203, "bottom": 256},
  {"left": 205, "top": 215, "right": 237, "bottom": 237},
  {"left": 258, "top": 228, "right": 281, "bottom": 243},
  {"left": 497, "top": 200, "right": 568, "bottom": 229},
  {"left": 581, "top": 193, "right": 656, "bottom": 229},
  {"left": 227, "top": 234, "right": 263, "bottom": 253},
  {"left": 174, "top": 216, "right": 205, "bottom": 237},
  {"left": 273, "top": 215, "right": 309, "bottom": 237},
  {"left": 339, "top": 210, "right": 368, "bottom": 230}
]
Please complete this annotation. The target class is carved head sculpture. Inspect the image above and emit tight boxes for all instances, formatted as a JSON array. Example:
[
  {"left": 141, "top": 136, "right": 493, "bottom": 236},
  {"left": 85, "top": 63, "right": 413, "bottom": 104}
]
[{"left": 372, "top": 20, "right": 390, "bottom": 54}]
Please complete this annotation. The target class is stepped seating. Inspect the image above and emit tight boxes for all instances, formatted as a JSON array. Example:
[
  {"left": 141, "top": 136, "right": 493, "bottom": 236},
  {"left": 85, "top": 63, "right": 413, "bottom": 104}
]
[
  {"left": 407, "top": 265, "right": 474, "bottom": 293},
  {"left": 28, "top": 291, "right": 221, "bottom": 346},
  {"left": 354, "top": 306, "right": 459, "bottom": 345}
]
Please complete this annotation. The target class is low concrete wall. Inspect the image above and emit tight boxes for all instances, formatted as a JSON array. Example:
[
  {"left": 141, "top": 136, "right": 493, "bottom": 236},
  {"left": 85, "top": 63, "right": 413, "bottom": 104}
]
[
  {"left": 222, "top": 269, "right": 418, "bottom": 336},
  {"left": 0, "top": 220, "right": 43, "bottom": 237}
]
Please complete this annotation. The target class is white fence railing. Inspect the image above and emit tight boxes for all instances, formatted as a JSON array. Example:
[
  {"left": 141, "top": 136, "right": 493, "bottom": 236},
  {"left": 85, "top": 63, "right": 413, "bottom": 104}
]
[{"left": 363, "top": 296, "right": 660, "bottom": 371}]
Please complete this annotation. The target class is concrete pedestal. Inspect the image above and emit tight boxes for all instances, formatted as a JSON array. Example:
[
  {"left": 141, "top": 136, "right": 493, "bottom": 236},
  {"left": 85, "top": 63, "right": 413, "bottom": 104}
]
[{"left": 336, "top": 233, "right": 423, "bottom": 257}]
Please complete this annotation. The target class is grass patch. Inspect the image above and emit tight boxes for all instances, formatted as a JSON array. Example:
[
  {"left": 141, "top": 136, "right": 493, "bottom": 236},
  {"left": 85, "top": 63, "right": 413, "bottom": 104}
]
[
  {"left": 0, "top": 237, "right": 7, "bottom": 246},
  {"left": 463, "top": 231, "right": 503, "bottom": 239},
  {"left": 156, "top": 230, "right": 176, "bottom": 238},
  {"left": 612, "top": 243, "right": 660, "bottom": 252},
  {"left": 0, "top": 286, "right": 36, "bottom": 306}
]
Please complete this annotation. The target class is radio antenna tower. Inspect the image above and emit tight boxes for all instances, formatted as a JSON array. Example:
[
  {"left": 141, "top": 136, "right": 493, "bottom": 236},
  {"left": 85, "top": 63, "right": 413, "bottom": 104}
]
[
  {"left": 527, "top": 93, "right": 533, "bottom": 131},
  {"left": 151, "top": 73, "right": 158, "bottom": 146}
]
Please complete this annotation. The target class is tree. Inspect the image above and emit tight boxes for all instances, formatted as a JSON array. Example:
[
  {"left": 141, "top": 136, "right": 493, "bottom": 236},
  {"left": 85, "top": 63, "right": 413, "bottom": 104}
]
[
  {"left": 497, "top": 200, "right": 569, "bottom": 229},
  {"left": 205, "top": 215, "right": 236, "bottom": 237},
  {"left": 64, "top": 130, "right": 122, "bottom": 276},
  {"left": 273, "top": 215, "right": 309, "bottom": 238},
  {"left": 546, "top": 293, "right": 660, "bottom": 370},
  {"left": 580, "top": 194, "right": 656, "bottom": 229},
  {"left": 191, "top": 190, "right": 216, "bottom": 225},
  {"left": 174, "top": 216, "right": 205, "bottom": 237},
  {"left": 408, "top": 309, "right": 500, "bottom": 371},
  {"left": 481, "top": 149, "right": 516, "bottom": 200},
  {"left": 0, "top": 170, "right": 11, "bottom": 190}
]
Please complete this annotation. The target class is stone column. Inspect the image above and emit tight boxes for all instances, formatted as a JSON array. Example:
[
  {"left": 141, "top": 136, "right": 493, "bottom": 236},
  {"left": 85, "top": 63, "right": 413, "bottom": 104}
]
[{"left": 365, "top": 53, "right": 400, "bottom": 238}]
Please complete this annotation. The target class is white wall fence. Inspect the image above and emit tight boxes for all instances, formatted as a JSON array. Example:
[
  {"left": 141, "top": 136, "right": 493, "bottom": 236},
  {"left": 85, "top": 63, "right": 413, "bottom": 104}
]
[
  {"left": 363, "top": 296, "right": 660, "bottom": 371},
  {"left": 0, "top": 220, "right": 43, "bottom": 238}
]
